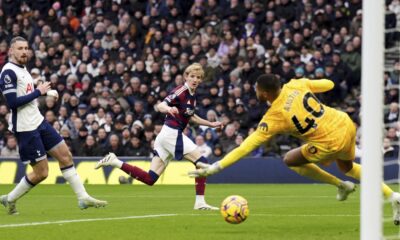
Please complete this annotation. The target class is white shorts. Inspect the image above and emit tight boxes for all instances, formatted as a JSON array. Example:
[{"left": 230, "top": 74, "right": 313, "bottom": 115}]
[{"left": 154, "top": 125, "right": 198, "bottom": 163}]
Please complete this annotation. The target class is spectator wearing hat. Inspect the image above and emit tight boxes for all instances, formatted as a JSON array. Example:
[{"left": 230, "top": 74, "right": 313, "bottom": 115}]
[
  {"left": 30, "top": 68, "right": 43, "bottom": 85},
  {"left": 232, "top": 99, "right": 249, "bottom": 135},
  {"left": 210, "top": 143, "right": 224, "bottom": 159},
  {"left": 295, "top": 67, "right": 305, "bottom": 78},
  {"left": 315, "top": 67, "right": 325, "bottom": 79},
  {"left": 77, "top": 103, "right": 88, "bottom": 118},
  {"left": 350, "top": 9, "right": 363, "bottom": 35},
  {"left": 241, "top": 17, "right": 257, "bottom": 39}
]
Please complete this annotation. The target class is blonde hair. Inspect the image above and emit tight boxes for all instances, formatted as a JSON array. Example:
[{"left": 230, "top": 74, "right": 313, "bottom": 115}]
[{"left": 184, "top": 63, "right": 204, "bottom": 79}]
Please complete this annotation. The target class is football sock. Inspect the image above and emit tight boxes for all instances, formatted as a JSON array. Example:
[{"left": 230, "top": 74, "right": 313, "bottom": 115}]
[
  {"left": 61, "top": 165, "right": 89, "bottom": 199},
  {"left": 112, "top": 158, "right": 123, "bottom": 168},
  {"left": 121, "top": 163, "right": 159, "bottom": 185},
  {"left": 196, "top": 195, "right": 205, "bottom": 204},
  {"left": 345, "top": 162, "right": 393, "bottom": 198},
  {"left": 195, "top": 176, "right": 206, "bottom": 196},
  {"left": 289, "top": 164, "right": 341, "bottom": 186},
  {"left": 7, "top": 176, "right": 35, "bottom": 202},
  {"left": 194, "top": 157, "right": 207, "bottom": 197}
]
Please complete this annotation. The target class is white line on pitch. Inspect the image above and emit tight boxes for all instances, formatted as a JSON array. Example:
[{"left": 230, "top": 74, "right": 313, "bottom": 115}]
[
  {"left": 0, "top": 212, "right": 360, "bottom": 228},
  {"left": 0, "top": 214, "right": 177, "bottom": 228},
  {"left": 31, "top": 195, "right": 338, "bottom": 199}
]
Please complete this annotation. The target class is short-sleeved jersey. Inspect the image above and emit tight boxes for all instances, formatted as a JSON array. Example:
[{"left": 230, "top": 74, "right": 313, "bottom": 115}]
[
  {"left": 0, "top": 62, "right": 43, "bottom": 132},
  {"left": 163, "top": 84, "right": 196, "bottom": 131},
  {"left": 220, "top": 78, "right": 351, "bottom": 168}
]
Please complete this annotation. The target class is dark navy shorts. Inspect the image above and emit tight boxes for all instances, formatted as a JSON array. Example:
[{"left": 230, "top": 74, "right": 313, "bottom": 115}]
[{"left": 16, "top": 120, "right": 63, "bottom": 165}]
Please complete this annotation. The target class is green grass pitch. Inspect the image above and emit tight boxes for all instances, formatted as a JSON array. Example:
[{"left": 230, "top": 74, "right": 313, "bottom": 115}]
[{"left": 0, "top": 184, "right": 398, "bottom": 240}]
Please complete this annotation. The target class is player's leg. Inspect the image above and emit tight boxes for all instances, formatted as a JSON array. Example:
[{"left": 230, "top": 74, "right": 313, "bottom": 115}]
[
  {"left": 96, "top": 152, "right": 166, "bottom": 185},
  {"left": 284, "top": 146, "right": 355, "bottom": 200},
  {"left": 284, "top": 146, "right": 343, "bottom": 186},
  {"left": 1, "top": 130, "right": 48, "bottom": 215},
  {"left": 336, "top": 159, "right": 400, "bottom": 225},
  {"left": 184, "top": 149, "right": 218, "bottom": 210},
  {"left": 41, "top": 120, "right": 107, "bottom": 209},
  {"left": 336, "top": 154, "right": 393, "bottom": 199},
  {"left": 1, "top": 160, "right": 48, "bottom": 215}
]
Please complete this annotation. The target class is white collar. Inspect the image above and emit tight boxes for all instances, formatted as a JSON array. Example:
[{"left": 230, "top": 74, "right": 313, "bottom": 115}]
[{"left": 184, "top": 83, "right": 195, "bottom": 95}]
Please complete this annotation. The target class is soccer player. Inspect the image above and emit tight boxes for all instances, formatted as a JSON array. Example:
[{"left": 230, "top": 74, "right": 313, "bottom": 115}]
[
  {"left": 189, "top": 73, "right": 400, "bottom": 225},
  {"left": 0, "top": 37, "right": 107, "bottom": 215},
  {"left": 95, "top": 63, "right": 222, "bottom": 210}
]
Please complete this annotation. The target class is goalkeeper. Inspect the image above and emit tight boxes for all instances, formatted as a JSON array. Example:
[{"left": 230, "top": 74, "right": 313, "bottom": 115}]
[{"left": 189, "top": 73, "right": 400, "bottom": 225}]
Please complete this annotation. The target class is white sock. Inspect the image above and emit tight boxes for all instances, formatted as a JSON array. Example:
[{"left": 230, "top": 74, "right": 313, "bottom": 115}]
[
  {"left": 114, "top": 159, "right": 123, "bottom": 168},
  {"left": 7, "top": 176, "right": 34, "bottom": 202},
  {"left": 196, "top": 195, "right": 205, "bottom": 204},
  {"left": 61, "top": 165, "right": 89, "bottom": 199}
]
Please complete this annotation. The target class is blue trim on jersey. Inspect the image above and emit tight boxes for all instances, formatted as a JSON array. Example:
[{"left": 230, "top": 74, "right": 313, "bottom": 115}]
[
  {"left": 194, "top": 156, "right": 208, "bottom": 166},
  {"left": 175, "top": 130, "right": 183, "bottom": 160},
  {"left": 12, "top": 109, "right": 17, "bottom": 132},
  {"left": 148, "top": 170, "right": 159, "bottom": 183}
]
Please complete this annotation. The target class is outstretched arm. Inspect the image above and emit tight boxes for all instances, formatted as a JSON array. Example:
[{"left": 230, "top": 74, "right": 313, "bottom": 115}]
[
  {"left": 191, "top": 114, "right": 223, "bottom": 129},
  {"left": 189, "top": 126, "right": 273, "bottom": 177},
  {"left": 305, "top": 78, "right": 334, "bottom": 93}
]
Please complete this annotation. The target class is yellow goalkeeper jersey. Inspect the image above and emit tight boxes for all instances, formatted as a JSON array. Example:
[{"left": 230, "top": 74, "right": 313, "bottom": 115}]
[{"left": 219, "top": 78, "right": 355, "bottom": 168}]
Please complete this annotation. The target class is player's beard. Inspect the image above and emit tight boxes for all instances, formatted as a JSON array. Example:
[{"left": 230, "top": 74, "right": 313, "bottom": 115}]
[{"left": 17, "top": 55, "right": 28, "bottom": 65}]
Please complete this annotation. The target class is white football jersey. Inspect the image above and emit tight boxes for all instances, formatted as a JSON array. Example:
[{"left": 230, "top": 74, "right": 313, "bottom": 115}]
[{"left": 0, "top": 62, "right": 43, "bottom": 132}]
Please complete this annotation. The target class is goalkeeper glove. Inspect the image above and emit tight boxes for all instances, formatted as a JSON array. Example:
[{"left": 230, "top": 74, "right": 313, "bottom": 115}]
[{"left": 188, "top": 161, "right": 222, "bottom": 178}]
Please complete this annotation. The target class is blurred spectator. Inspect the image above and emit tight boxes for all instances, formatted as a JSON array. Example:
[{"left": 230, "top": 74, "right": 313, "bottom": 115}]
[
  {"left": 219, "top": 123, "right": 237, "bottom": 152},
  {"left": 385, "top": 102, "right": 400, "bottom": 124},
  {"left": 1, "top": 135, "right": 19, "bottom": 157},
  {"left": 79, "top": 135, "right": 102, "bottom": 157},
  {"left": 124, "top": 134, "right": 148, "bottom": 157},
  {"left": 383, "top": 137, "right": 399, "bottom": 158},
  {"left": 195, "top": 135, "right": 212, "bottom": 158},
  {"left": 0, "top": 0, "right": 396, "bottom": 158}
]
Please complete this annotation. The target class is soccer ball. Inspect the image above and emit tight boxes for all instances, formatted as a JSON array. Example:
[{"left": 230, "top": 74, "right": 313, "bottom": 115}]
[{"left": 220, "top": 195, "right": 249, "bottom": 224}]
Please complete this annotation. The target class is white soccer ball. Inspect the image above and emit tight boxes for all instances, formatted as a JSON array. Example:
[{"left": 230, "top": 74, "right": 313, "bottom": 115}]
[
  {"left": 220, "top": 195, "right": 249, "bottom": 224},
  {"left": 47, "top": 89, "right": 59, "bottom": 100}
]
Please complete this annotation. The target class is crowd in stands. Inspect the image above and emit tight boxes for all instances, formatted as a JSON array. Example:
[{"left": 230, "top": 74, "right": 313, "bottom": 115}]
[{"left": 0, "top": 0, "right": 399, "bottom": 159}]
